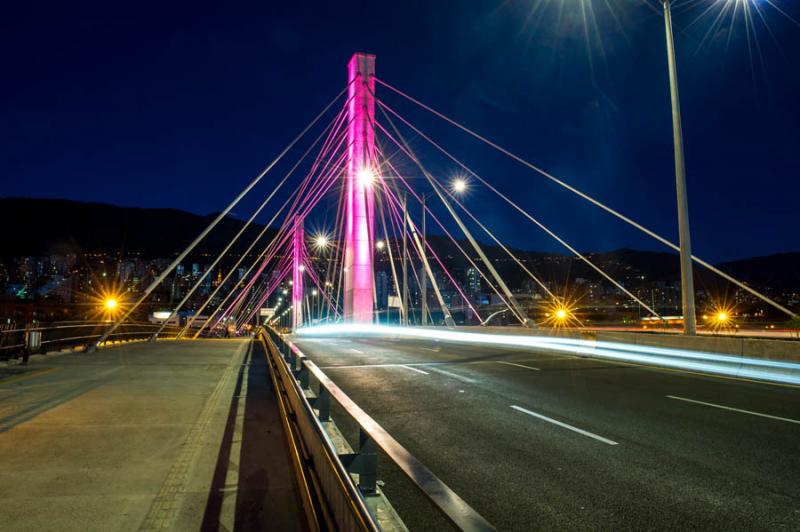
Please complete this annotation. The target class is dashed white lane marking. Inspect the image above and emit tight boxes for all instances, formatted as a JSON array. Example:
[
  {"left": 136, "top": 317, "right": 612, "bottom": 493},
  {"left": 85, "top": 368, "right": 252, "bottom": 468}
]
[
  {"left": 497, "top": 361, "right": 541, "bottom": 371},
  {"left": 667, "top": 395, "right": 800, "bottom": 425},
  {"left": 349, "top": 348, "right": 364, "bottom": 354},
  {"left": 400, "top": 365, "right": 430, "bottom": 375},
  {"left": 510, "top": 405, "right": 619, "bottom": 446},
  {"left": 421, "top": 347, "right": 440, "bottom": 352},
  {"left": 427, "top": 367, "right": 477, "bottom": 384}
]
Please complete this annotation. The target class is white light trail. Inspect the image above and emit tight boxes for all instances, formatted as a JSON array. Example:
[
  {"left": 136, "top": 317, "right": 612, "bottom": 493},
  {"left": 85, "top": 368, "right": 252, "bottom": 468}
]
[{"left": 296, "top": 324, "right": 800, "bottom": 385}]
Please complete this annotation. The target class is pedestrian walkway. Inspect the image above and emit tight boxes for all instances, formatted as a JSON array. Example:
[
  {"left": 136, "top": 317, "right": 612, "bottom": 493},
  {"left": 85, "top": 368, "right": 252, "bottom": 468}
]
[{"left": 0, "top": 339, "right": 307, "bottom": 531}]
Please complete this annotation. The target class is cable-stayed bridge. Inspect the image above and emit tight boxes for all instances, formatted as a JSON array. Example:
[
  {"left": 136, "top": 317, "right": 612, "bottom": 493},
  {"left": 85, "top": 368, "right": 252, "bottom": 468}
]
[{"left": 3, "top": 52, "right": 800, "bottom": 531}]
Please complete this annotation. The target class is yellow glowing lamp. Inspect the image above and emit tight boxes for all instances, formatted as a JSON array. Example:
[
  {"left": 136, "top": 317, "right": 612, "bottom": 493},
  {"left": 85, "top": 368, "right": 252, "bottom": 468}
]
[{"left": 105, "top": 298, "right": 118, "bottom": 310}]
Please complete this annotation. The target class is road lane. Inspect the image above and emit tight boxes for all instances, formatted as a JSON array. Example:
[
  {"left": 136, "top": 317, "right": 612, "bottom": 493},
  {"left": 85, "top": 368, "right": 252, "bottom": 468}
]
[{"left": 293, "top": 335, "right": 800, "bottom": 530}]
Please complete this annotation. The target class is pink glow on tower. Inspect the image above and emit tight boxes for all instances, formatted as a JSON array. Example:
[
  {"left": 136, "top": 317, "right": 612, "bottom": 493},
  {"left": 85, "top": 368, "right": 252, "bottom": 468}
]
[
  {"left": 292, "top": 215, "right": 304, "bottom": 330},
  {"left": 343, "top": 53, "right": 376, "bottom": 323}
]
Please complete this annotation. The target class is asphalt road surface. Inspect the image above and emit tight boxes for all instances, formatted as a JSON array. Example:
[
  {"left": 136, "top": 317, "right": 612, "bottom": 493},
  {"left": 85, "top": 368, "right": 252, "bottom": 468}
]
[{"left": 292, "top": 335, "right": 800, "bottom": 531}]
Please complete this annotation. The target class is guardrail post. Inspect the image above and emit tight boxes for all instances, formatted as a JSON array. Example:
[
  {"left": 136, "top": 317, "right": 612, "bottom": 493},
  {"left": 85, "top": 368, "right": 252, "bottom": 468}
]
[
  {"left": 298, "top": 361, "right": 310, "bottom": 389},
  {"left": 357, "top": 429, "right": 377, "bottom": 495},
  {"left": 316, "top": 386, "right": 330, "bottom": 421}
]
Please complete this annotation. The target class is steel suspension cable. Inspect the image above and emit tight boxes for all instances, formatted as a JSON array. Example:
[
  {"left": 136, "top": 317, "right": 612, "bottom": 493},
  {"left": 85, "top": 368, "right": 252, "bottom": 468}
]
[
  {"left": 180, "top": 104, "right": 348, "bottom": 337},
  {"left": 375, "top": 100, "right": 661, "bottom": 319},
  {"left": 90, "top": 85, "right": 351, "bottom": 349},
  {"left": 376, "top": 113, "right": 531, "bottom": 325},
  {"left": 375, "top": 80, "right": 795, "bottom": 318},
  {"left": 377, "top": 142, "right": 512, "bottom": 320}
]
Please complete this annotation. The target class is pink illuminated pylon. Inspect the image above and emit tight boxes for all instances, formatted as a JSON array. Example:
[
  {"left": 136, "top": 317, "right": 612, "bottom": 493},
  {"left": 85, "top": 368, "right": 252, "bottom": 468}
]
[
  {"left": 343, "top": 53, "right": 376, "bottom": 323},
  {"left": 292, "top": 215, "right": 304, "bottom": 330}
]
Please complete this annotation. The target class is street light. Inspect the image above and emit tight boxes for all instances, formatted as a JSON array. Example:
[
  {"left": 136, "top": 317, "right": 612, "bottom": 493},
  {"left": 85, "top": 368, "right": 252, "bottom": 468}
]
[
  {"left": 662, "top": 0, "right": 697, "bottom": 336},
  {"left": 452, "top": 178, "right": 468, "bottom": 194},
  {"left": 376, "top": 240, "right": 385, "bottom": 250},
  {"left": 104, "top": 298, "right": 118, "bottom": 311},
  {"left": 315, "top": 235, "right": 329, "bottom": 249},
  {"left": 357, "top": 167, "right": 375, "bottom": 188}
]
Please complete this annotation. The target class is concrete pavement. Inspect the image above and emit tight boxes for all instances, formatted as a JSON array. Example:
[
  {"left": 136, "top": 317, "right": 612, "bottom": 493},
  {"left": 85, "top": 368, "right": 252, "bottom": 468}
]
[
  {"left": 0, "top": 339, "right": 306, "bottom": 532},
  {"left": 293, "top": 335, "right": 800, "bottom": 531}
]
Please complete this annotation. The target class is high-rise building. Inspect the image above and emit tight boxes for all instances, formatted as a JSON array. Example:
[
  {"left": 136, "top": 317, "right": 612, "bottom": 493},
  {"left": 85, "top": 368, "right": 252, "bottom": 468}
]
[{"left": 466, "top": 267, "right": 481, "bottom": 299}]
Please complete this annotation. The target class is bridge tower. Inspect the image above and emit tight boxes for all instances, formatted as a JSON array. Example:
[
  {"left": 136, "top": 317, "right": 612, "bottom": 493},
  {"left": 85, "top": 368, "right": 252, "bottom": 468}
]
[
  {"left": 343, "top": 53, "right": 376, "bottom": 323},
  {"left": 292, "top": 215, "right": 304, "bottom": 330}
]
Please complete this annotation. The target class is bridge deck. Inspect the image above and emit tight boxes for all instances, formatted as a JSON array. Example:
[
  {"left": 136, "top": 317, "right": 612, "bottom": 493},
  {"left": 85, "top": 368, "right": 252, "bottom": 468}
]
[
  {"left": 0, "top": 339, "right": 306, "bottom": 531},
  {"left": 294, "top": 335, "right": 800, "bottom": 531}
]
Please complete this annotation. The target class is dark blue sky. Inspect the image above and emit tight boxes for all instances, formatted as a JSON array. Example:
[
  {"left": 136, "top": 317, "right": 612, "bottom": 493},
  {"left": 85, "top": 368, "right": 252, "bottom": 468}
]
[{"left": 2, "top": 0, "right": 798, "bottom": 262}]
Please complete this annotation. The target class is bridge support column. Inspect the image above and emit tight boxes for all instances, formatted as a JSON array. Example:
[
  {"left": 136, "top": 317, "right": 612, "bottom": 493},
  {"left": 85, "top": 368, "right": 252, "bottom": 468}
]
[
  {"left": 343, "top": 53, "right": 376, "bottom": 323},
  {"left": 292, "top": 215, "right": 304, "bottom": 331}
]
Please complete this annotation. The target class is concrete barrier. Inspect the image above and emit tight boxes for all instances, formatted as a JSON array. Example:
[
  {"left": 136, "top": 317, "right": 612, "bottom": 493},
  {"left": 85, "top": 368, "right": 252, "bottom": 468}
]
[{"left": 454, "top": 326, "right": 800, "bottom": 364}]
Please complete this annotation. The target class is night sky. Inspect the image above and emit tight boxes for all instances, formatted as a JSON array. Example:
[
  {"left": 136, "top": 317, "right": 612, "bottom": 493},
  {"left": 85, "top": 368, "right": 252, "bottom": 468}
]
[{"left": 2, "top": 0, "right": 798, "bottom": 263}]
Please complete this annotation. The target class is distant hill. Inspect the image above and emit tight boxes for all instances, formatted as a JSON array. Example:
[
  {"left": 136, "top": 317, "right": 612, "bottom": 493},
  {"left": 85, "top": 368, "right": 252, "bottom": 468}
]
[
  {"left": 0, "top": 197, "right": 273, "bottom": 258},
  {"left": 0, "top": 197, "right": 796, "bottom": 292}
]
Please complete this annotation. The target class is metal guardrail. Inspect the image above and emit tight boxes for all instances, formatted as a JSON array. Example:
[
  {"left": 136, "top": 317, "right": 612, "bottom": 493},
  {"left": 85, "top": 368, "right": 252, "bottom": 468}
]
[
  {"left": 0, "top": 322, "right": 182, "bottom": 361},
  {"left": 257, "top": 327, "right": 495, "bottom": 532}
]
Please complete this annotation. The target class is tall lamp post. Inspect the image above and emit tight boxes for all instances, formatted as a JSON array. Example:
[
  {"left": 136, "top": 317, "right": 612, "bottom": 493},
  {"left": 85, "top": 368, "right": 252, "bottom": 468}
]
[{"left": 662, "top": 0, "right": 697, "bottom": 335}]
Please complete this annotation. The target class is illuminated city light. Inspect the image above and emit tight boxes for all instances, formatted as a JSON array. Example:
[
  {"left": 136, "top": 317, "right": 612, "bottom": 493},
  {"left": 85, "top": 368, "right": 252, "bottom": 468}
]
[
  {"left": 357, "top": 167, "right": 375, "bottom": 188},
  {"left": 543, "top": 298, "right": 579, "bottom": 328},
  {"left": 105, "top": 298, "right": 118, "bottom": 310},
  {"left": 705, "top": 302, "right": 737, "bottom": 331},
  {"left": 452, "top": 178, "right": 467, "bottom": 193},
  {"left": 376, "top": 240, "right": 385, "bottom": 250},
  {"left": 315, "top": 234, "right": 329, "bottom": 249}
]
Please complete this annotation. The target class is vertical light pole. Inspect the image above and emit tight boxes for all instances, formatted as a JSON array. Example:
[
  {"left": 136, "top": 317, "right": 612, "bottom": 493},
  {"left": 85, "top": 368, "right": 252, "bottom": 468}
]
[
  {"left": 401, "top": 191, "right": 409, "bottom": 326},
  {"left": 663, "top": 0, "right": 697, "bottom": 335},
  {"left": 420, "top": 194, "right": 427, "bottom": 326}
]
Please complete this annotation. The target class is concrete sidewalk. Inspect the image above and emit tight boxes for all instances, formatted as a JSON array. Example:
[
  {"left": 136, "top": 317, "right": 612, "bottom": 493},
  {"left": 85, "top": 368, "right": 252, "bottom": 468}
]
[{"left": 0, "top": 339, "right": 306, "bottom": 531}]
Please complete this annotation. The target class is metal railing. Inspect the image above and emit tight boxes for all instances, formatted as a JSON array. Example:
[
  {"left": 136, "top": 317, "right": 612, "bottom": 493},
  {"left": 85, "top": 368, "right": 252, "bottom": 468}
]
[
  {"left": 257, "top": 326, "right": 495, "bottom": 531},
  {"left": 0, "top": 321, "right": 182, "bottom": 361}
]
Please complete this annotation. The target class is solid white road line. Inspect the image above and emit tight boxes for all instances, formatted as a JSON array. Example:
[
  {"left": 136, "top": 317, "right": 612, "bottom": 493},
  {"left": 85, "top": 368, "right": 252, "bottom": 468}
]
[
  {"left": 349, "top": 348, "right": 364, "bottom": 354},
  {"left": 497, "top": 361, "right": 541, "bottom": 371},
  {"left": 400, "top": 365, "right": 430, "bottom": 375},
  {"left": 667, "top": 395, "right": 800, "bottom": 425},
  {"left": 510, "top": 405, "right": 619, "bottom": 445}
]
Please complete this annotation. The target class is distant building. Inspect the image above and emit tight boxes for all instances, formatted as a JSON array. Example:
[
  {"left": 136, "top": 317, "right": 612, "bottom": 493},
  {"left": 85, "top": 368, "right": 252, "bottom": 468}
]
[{"left": 466, "top": 267, "right": 481, "bottom": 299}]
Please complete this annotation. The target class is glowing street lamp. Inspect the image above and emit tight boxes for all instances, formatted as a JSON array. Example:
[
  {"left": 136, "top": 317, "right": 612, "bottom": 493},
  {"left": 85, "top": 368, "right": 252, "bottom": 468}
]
[
  {"left": 376, "top": 240, "right": 385, "bottom": 250},
  {"left": 104, "top": 298, "right": 118, "bottom": 311},
  {"left": 452, "top": 178, "right": 468, "bottom": 194},
  {"left": 315, "top": 235, "right": 329, "bottom": 249},
  {"left": 357, "top": 167, "right": 375, "bottom": 188}
]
